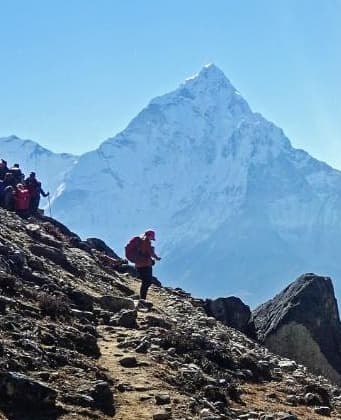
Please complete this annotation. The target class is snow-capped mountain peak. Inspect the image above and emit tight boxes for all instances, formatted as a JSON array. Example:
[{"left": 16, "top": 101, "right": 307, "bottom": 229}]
[
  {"left": 185, "top": 63, "right": 236, "bottom": 90},
  {"left": 150, "top": 64, "right": 251, "bottom": 121},
  {"left": 43, "top": 66, "right": 341, "bottom": 305}
]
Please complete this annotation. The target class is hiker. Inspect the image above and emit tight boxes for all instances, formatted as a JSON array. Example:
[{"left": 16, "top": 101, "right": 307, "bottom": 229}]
[
  {"left": 3, "top": 172, "right": 16, "bottom": 188},
  {"left": 9, "top": 164, "right": 24, "bottom": 185},
  {"left": 14, "top": 184, "right": 30, "bottom": 218},
  {"left": 0, "top": 173, "right": 16, "bottom": 207},
  {"left": 0, "top": 178, "right": 6, "bottom": 206},
  {"left": 25, "top": 172, "right": 49, "bottom": 214},
  {"left": 126, "top": 230, "right": 161, "bottom": 300},
  {"left": 3, "top": 186, "right": 15, "bottom": 210},
  {"left": 0, "top": 160, "right": 9, "bottom": 181}
]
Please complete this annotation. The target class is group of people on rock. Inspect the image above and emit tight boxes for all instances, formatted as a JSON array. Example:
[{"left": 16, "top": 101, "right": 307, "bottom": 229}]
[{"left": 0, "top": 158, "right": 49, "bottom": 218}]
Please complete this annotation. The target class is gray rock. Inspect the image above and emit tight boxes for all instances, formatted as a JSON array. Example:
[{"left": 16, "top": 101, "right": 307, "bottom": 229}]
[
  {"left": 285, "top": 395, "right": 299, "bottom": 406},
  {"left": 278, "top": 360, "right": 297, "bottom": 372},
  {"left": 155, "top": 393, "right": 171, "bottom": 405},
  {"left": 238, "top": 353, "right": 272, "bottom": 381},
  {"left": 304, "top": 384, "right": 330, "bottom": 407},
  {"left": 153, "top": 412, "right": 172, "bottom": 420},
  {"left": 253, "top": 274, "right": 341, "bottom": 385},
  {"left": 314, "top": 406, "right": 331, "bottom": 416},
  {"left": 145, "top": 314, "right": 172, "bottom": 330},
  {"left": 167, "top": 347, "right": 176, "bottom": 356},
  {"left": 0, "top": 295, "right": 15, "bottom": 313},
  {"left": 85, "top": 237, "right": 120, "bottom": 258},
  {"left": 119, "top": 356, "right": 138, "bottom": 368},
  {"left": 304, "top": 392, "right": 322, "bottom": 406},
  {"left": 0, "top": 371, "right": 57, "bottom": 407},
  {"left": 69, "top": 289, "right": 94, "bottom": 311},
  {"left": 63, "top": 393, "right": 94, "bottom": 407},
  {"left": 205, "top": 296, "right": 257, "bottom": 338},
  {"left": 90, "top": 380, "right": 115, "bottom": 415},
  {"left": 275, "top": 413, "right": 297, "bottom": 420},
  {"left": 99, "top": 295, "right": 135, "bottom": 312},
  {"left": 29, "top": 244, "right": 78, "bottom": 274},
  {"left": 135, "top": 339, "right": 150, "bottom": 353},
  {"left": 111, "top": 309, "right": 137, "bottom": 329},
  {"left": 137, "top": 299, "right": 154, "bottom": 311},
  {"left": 70, "top": 308, "right": 95, "bottom": 322}
]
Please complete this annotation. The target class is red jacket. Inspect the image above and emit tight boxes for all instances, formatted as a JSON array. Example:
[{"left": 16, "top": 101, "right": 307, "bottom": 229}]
[
  {"left": 135, "top": 237, "right": 157, "bottom": 268},
  {"left": 14, "top": 189, "right": 30, "bottom": 210}
]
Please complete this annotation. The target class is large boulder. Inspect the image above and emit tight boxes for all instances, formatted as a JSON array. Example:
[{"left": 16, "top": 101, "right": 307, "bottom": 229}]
[
  {"left": 205, "top": 296, "right": 256, "bottom": 338},
  {"left": 253, "top": 273, "right": 341, "bottom": 384},
  {"left": 29, "top": 244, "right": 79, "bottom": 275},
  {"left": 85, "top": 237, "right": 120, "bottom": 259},
  {"left": 0, "top": 372, "right": 57, "bottom": 407}
]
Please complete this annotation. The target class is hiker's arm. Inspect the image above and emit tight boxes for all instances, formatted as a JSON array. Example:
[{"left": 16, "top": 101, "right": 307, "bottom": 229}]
[
  {"left": 151, "top": 246, "right": 161, "bottom": 261},
  {"left": 40, "top": 187, "right": 49, "bottom": 197}
]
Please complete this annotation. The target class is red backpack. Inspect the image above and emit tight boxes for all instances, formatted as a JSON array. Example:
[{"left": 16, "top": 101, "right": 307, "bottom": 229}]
[{"left": 125, "top": 236, "right": 142, "bottom": 263}]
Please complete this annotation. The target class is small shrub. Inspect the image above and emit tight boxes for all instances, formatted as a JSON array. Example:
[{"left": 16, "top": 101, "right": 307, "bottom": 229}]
[{"left": 38, "top": 292, "right": 71, "bottom": 319}]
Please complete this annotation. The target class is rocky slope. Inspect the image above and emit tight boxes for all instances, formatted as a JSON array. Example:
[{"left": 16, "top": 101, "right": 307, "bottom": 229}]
[{"left": 1, "top": 208, "right": 341, "bottom": 419}]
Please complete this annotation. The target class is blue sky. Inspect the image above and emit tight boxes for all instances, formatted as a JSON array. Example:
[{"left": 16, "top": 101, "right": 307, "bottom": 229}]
[{"left": 0, "top": 0, "right": 340, "bottom": 167}]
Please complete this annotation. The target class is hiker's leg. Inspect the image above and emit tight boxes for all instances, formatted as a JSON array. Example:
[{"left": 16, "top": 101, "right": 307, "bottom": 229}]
[
  {"left": 139, "top": 267, "right": 153, "bottom": 300},
  {"left": 137, "top": 267, "right": 147, "bottom": 299},
  {"left": 140, "top": 279, "right": 149, "bottom": 300},
  {"left": 31, "top": 196, "right": 39, "bottom": 214},
  {"left": 151, "top": 276, "right": 161, "bottom": 287}
]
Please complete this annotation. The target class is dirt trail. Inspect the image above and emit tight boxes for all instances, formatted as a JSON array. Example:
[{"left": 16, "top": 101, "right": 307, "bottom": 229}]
[{"left": 98, "top": 283, "right": 189, "bottom": 419}]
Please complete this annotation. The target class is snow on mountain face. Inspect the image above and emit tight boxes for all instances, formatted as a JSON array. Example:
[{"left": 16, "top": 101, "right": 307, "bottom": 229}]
[
  {"left": 0, "top": 136, "right": 78, "bottom": 197},
  {"left": 53, "top": 64, "right": 341, "bottom": 306}
]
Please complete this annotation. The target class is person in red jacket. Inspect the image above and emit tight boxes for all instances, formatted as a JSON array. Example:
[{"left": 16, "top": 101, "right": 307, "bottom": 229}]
[
  {"left": 135, "top": 229, "right": 161, "bottom": 300},
  {"left": 14, "top": 184, "right": 31, "bottom": 218}
]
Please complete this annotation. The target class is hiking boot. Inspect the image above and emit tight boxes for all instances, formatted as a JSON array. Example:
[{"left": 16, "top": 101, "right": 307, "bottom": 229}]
[{"left": 136, "top": 299, "right": 153, "bottom": 311}]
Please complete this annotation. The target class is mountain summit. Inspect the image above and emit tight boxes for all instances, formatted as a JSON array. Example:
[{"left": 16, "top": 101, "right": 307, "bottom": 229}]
[{"left": 5, "top": 65, "right": 341, "bottom": 305}]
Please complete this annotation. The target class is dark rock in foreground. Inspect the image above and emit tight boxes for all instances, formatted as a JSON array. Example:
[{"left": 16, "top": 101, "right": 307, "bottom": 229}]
[
  {"left": 253, "top": 273, "right": 341, "bottom": 384},
  {"left": 205, "top": 296, "right": 257, "bottom": 338},
  {"left": 0, "top": 371, "right": 57, "bottom": 407}
]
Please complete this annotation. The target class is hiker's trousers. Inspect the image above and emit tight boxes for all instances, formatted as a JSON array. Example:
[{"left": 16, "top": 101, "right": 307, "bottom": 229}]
[{"left": 136, "top": 266, "right": 153, "bottom": 300}]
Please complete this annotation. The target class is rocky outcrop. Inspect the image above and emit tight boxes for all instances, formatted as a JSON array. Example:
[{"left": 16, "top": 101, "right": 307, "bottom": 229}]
[
  {"left": 0, "top": 372, "right": 57, "bottom": 407},
  {"left": 205, "top": 296, "right": 257, "bottom": 338},
  {"left": 253, "top": 273, "right": 341, "bottom": 385},
  {"left": 84, "top": 237, "right": 120, "bottom": 259}
]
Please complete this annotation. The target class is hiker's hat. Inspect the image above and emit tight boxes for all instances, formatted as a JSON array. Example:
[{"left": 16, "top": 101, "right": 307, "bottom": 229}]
[{"left": 145, "top": 230, "right": 156, "bottom": 241}]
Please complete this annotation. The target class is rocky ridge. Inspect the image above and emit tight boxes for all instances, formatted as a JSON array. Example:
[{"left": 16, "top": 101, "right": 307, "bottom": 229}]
[{"left": 0, "top": 207, "right": 341, "bottom": 419}]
